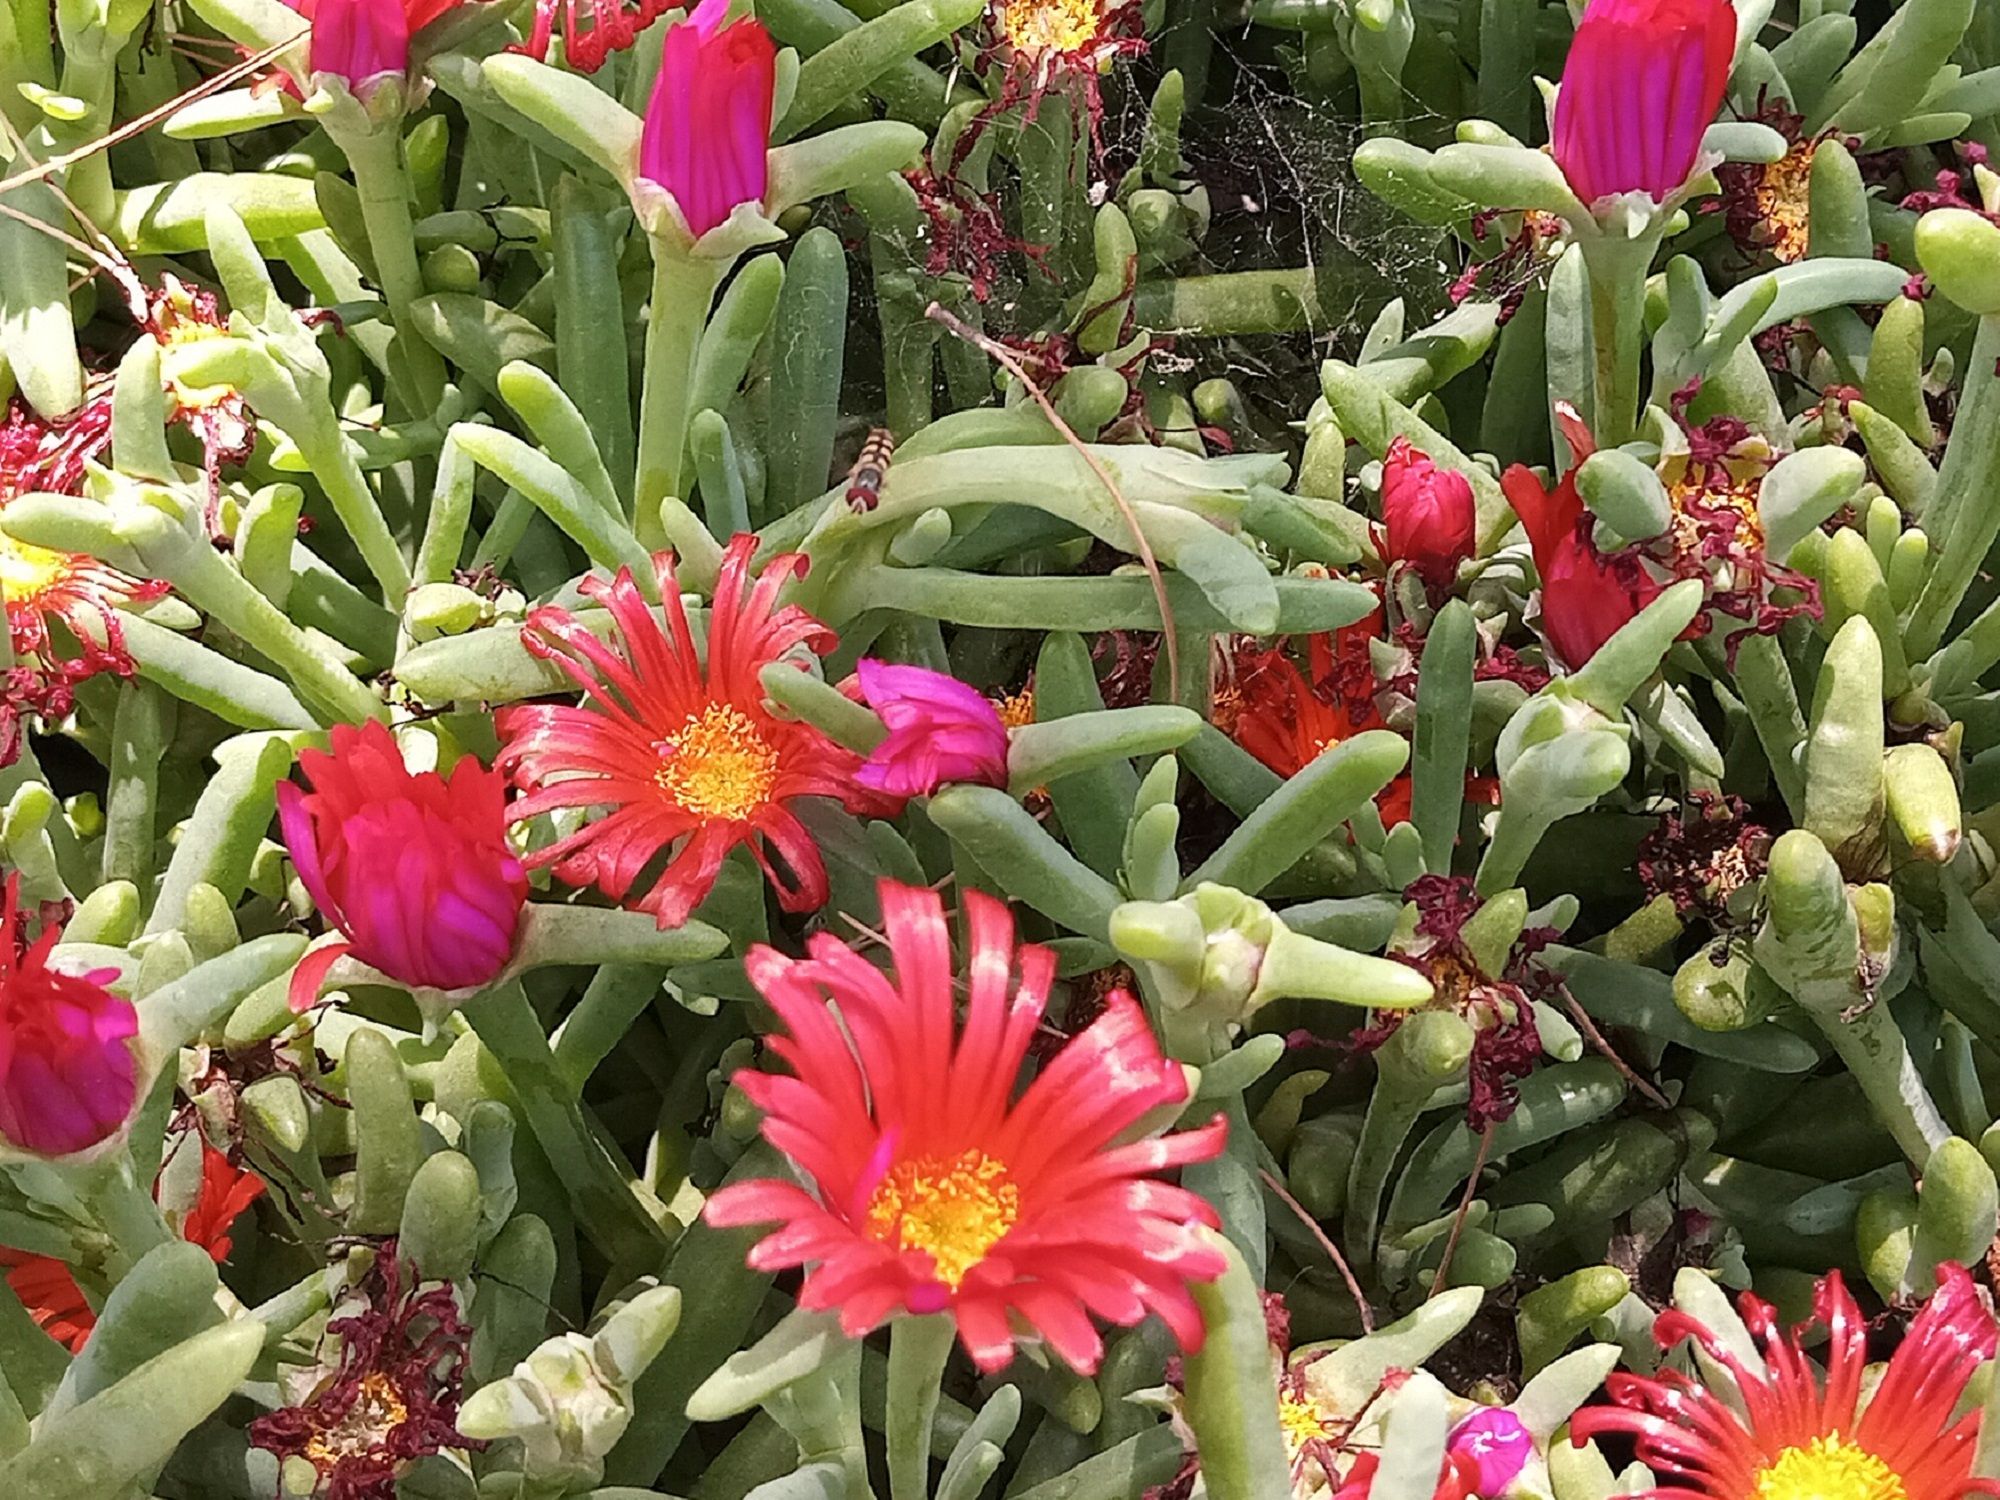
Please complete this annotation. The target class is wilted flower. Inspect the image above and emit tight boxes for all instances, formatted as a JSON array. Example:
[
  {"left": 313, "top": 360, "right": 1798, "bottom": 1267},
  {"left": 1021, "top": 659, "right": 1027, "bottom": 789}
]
[
  {"left": 1638, "top": 791, "right": 1771, "bottom": 927},
  {"left": 1501, "top": 415, "right": 1659, "bottom": 668},
  {"left": 496, "top": 534, "right": 876, "bottom": 930},
  {"left": 1551, "top": 0, "right": 1737, "bottom": 209},
  {"left": 0, "top": 871, "right": 139, "bottom": 1158},
  {"left": 1355, "top": 875, "right": 1560, "bottom": 1130},
  {"left": 1448, "top": 210, "right": 1568, "bottom": 319},
  {"left": 250, "top": 1249, "right": 479, "bottom": 1500},
  {"left": 706, "top": 879, "right": 1228, "bottom": 1375},
  {"left": 1573, "top": 1265, "right": 2000, "bottom": 1500},
  {"left": 516, "top": 0, "right": 673, "bottom": 71},
  {"left": 0, "top": 1140, "right": 264, "bottom": 1353},
  {"left": 853, "top": 660, "right": 1010, "bottom": 798},
  {"left": 1716, "top": 101, "right": 1822, "bottom": 263},
  {"left": 636, "top": 0, "right": 776, "bottom": 240},
  {"left": 1648, "top": 412, "right": 1820, "bottom": 653},
  {"left": 280, "top": 722, "right": 528, "bottom": 1013},
  {"left": 1377, "top": 438, "right": 1477, "bottom": 593}
]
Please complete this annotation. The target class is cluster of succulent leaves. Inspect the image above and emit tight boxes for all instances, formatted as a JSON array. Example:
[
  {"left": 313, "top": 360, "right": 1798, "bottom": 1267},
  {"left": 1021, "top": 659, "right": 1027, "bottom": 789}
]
[{"left": 10, "top": 0, "right": 2000, "bottom": 1494}]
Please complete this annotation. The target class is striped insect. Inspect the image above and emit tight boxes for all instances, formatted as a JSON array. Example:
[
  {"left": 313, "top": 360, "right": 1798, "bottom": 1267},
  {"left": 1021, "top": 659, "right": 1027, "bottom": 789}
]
[{"left": 844, "top": 428, "right": 895, "bottom": 512}]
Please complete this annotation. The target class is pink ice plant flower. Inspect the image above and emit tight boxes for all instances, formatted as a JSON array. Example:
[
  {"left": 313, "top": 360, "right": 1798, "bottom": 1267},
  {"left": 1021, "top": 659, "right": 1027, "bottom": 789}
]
[
  {"left": 638, "top": 0, "right": 778, "bottom": 238},
  {"left": 280, "top": 721, "right": 528, "bottom": 1012},
  {"left": 853, "top": 660, "right": 1011, "bottom": 799},
  {"left": 0, "top": 873, "right": 138, "bottom": 1157},
  {"left": 706, "top": 879, "right": 1228, "bottom": 1375},
  {"left": 1551, "top": 0, "right": 1738, "bottom": 208}
]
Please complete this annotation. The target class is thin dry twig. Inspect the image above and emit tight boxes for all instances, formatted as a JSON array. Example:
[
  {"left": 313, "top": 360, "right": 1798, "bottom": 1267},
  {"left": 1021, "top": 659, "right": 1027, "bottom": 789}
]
[
  {"left": 0, "top": 39, "right": 296, "bottom": 201},
  {"left": 1428, "top": 1120, "right": 1495, "bottom": 1297},
  {"left": 923, "top": 300, "right": 1181, "bottom": 699},
  {"left": 1560, "top": 984, "right": 1674, "bottom": 1112},
  {"left": 1260, "top": 1166, "right": 1374, "bottom": 1334}
]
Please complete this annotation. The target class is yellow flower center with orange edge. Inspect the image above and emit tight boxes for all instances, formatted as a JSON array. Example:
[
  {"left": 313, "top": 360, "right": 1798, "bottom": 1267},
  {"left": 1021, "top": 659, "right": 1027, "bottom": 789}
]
[
  {"left": 0, "top": 537, "right": 73, "bottom": 607},
  {"left": 303, "top": 1370, "right": 410, "bottom": 1468},
  {"left": 863, "top": 1148, "right": 1020, "bottom": 1289},
  {"left": 1752, "top": 1437, "right": 1908, "bottom": 1500},
  {"left": 991, "top": 0, "right": 1102, "bottom": 54},
  {"left": 655, "top": 703, "right": 781, "bottom": 821}
]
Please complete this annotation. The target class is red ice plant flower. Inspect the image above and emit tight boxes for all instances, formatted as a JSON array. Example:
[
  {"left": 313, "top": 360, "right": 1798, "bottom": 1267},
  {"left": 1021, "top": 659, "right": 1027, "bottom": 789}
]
[
  {"left": 1572, "top": 1264, "right": 2000, "bottom": 1500},
  {"left": 250, "top": 1249, "right": 479, "bottom": 1500},
  {"left": 287, "top": 0, "right": 461, "bottom": 89},
  {"left": 853, "top": 660, "right": 1011, "bottom": 799},
  {"left": 0, "top": 872, "right": 138, "bottom": 1157},
  {"left": 1377, "top": 438, "right": 1477, "bottom": 593},
  {"left": 1551, "top": 0, "right": 1738, "bottom": 208},
  {"left": 496, "top": 534, "right": 874, "bottom": 930},
  {"left": 1225, "top": 614, "right": 1501, "bottom": 828},
  {"left": 1, "top": 1141, "right": 264, "bottom": 1353},
  {"left": 706, "top": 879, "right": 1229, "bottom": 1375},
  {"left": 1502, "top": 411, "right": 1659, "bottom": 668},
  {"left": 637, "top": 0, "right": 776, "bottom": 240},
  {"left": 280, "top": 721, "right": 528, "bottom": 1013}
]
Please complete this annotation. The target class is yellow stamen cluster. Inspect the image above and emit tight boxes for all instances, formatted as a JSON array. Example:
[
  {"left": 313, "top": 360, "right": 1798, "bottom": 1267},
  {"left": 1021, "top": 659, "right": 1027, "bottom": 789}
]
[
  {"left": 303, "top": 1371, "right": 411, "bottom": 1469},
  {"left": 1752, "top": 1437, "right": 1908, "bottom": 1500},
  {"left": 991, "top": 0, "right": 1104, "bottom": 55},
  {"left": 1277, "top": 1390, "right": 1341, "bottom": 1460},
  {"left": 655, "top": 703, "right": 781, "bottom": 820},
  {"left": 0, "top": 537, "right": 74, "bottom": 608},
  {"left": 1754, "top": 140, "right": 1818, "bottom": 264},
  {"left": 864, "top": 1147, "right": 1021, "bottom": 1289}
]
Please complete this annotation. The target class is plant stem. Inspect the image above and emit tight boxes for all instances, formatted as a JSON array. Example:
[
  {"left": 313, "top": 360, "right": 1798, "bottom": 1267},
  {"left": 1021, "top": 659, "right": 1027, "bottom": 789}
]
[
  {"left": 634, "top": 239, "right": 726, "bottom": 550},
  {"left": 886, "top": 1315, "right": 955, "bottom": 1500},
  {"left": 336, "top": 119, "right": 448, "bottom": 418},
  {"left": 462, "top": 980, "right": 669, "bottom": 1267},
  {"left": 1578, "top": 234, "right": 1656, "bottom": 447}
]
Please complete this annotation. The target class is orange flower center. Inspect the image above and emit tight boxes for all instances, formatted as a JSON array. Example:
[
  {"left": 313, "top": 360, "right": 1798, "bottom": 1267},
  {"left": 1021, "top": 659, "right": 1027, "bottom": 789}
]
[
  {"left": 303, "top": 1371, "right": 410, "bottom": 1469},
  {"left": 991, "top": 0, "right": 1102, "bottom": 54},
  {"left": 1753, "top": 140, "right": 1817, "bottom": 263},
  {"left": 994, "top": 688, "right": 1036, "bottom": 731},
  {"left": 1751, "top": 1437, "right": 1907, "bottom": 1500},
  {"left": 0, "top": 537, "right": 72, "bottom": 607},
  {"left": 655, "top": 703, "right": 781, "bottom": 821},
  {"left": 863, "top": 1147, "right": 1020, "bottom": 1289}
]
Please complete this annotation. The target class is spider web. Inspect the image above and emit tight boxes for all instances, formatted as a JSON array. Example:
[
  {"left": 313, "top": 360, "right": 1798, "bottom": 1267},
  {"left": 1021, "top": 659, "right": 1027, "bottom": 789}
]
[{"left": 834, "top": 21, "right": 1470, "bottom": 431}]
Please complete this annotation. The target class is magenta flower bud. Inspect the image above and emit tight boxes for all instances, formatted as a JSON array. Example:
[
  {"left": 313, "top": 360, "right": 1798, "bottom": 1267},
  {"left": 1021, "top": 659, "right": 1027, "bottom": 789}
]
[
  {"left": 307, "top": 0, "right": 410, "bottom": 86},
  {"left": 854, "top": 660, "right": 1011, "bottom": 799},
  {"left": 1379, "top": 437, "right": 1477, "bottom": 590},
  {"left": 287, "top": 0, "right": 459, "bottom": 92},
  {"left": 1551, "top": 0, "right": 1737, "bottom": 207},
  {"left": 1448, "top": 1408, "right": 1533, "bottom": 1496},
  {"left": 279, "top": 721, "right": 528, "bottom": 1011},
  {"left": 638, "top": 0, "right": 777, "bottom": 239},
  {"left": 0, "top": 875, "right": 139, "bottom": 1157}
]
